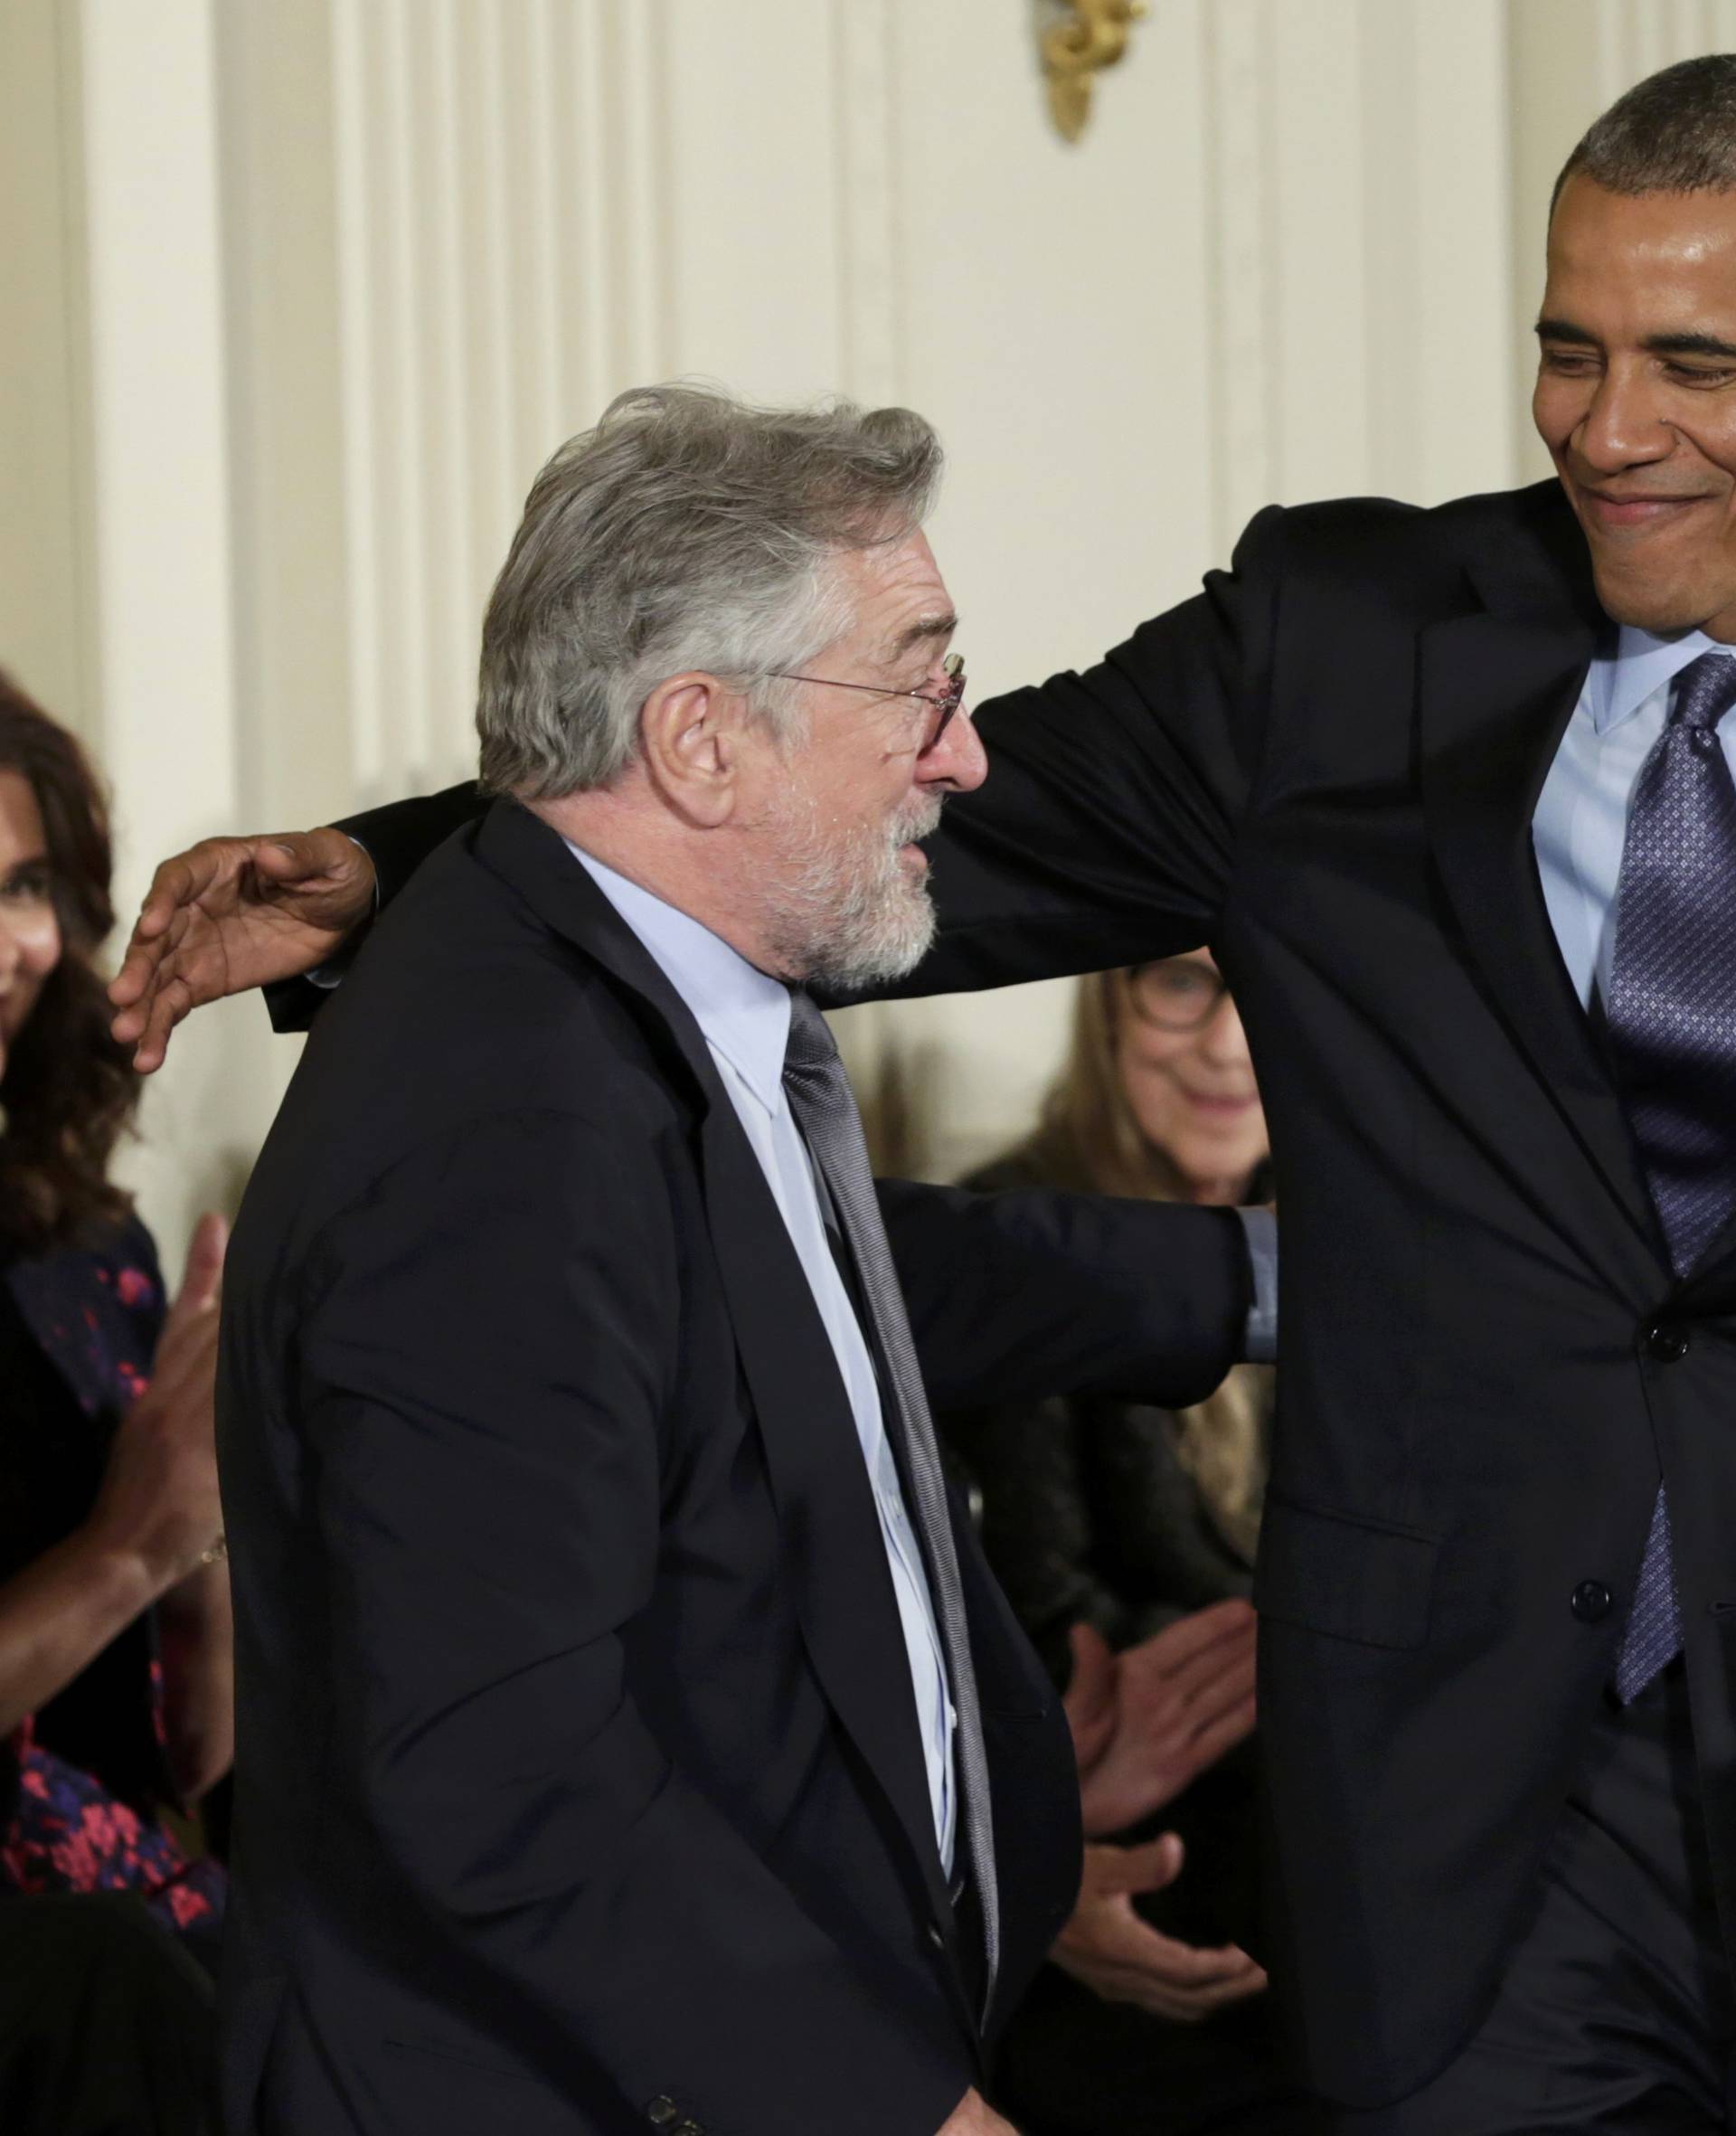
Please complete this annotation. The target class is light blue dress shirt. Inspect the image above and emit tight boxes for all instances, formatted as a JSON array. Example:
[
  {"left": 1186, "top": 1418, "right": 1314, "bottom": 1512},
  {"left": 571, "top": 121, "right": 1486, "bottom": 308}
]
[
  {"left": 1533, "top": 624, "right": 1736, "bottom": 1008},
  {"left": 567, "top": 843, "right": 960, "bottom": 1875}
]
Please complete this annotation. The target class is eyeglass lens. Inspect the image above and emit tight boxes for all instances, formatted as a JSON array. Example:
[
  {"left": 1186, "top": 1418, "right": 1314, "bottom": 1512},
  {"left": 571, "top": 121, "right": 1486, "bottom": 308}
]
[{"left": 1128, "top": 959, "right": 1228, "bottom": 1031}]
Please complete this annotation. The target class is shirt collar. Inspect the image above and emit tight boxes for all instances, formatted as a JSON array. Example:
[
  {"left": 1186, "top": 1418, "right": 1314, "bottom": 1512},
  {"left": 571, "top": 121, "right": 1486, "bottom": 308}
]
[
  {"left": 1591, "top": 622, "right": 1722, "bottom": 733},
  {"left": 564, "top": 841, "right": 791, "bottom": 1112}
]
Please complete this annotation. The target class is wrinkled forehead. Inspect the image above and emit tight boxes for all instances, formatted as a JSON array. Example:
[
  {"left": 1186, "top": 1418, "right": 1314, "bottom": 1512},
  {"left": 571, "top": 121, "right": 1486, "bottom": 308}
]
[{"left": 830, "top": 530, "right": 956, "bottom": 658}]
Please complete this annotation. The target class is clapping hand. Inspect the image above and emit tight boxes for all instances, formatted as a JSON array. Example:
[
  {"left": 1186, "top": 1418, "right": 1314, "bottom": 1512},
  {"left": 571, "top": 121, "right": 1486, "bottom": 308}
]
[
  {"left": 1058, "top": 1606, "right": 1266, "bottom": 2024},
  {"left": 1064, "top": 1602, "right": 1258, "bottom": 1838},
  {"left": 87, "top": 1213, "right": 230, "bottom": 1590},
  {"left": 108, "top": 828, "right": 377, "bottom": 1071},
  {"left": 1053, "top": 1838, "right": 1267, "bottom": 2021}
]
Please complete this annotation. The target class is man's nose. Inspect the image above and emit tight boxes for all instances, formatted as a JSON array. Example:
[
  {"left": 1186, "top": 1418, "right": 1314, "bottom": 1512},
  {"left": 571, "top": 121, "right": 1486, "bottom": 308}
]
[
  {"left": 920, "top": 706, "right": 987, "bottom": 794},
  {"left": 1576, "top": 364, "right": 1675, "bottom": 472}
]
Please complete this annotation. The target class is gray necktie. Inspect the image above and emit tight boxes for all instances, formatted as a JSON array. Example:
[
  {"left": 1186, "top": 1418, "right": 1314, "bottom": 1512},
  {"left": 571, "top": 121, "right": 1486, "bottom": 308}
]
[
  {"left": 782, "top": 989, "right": 999, "bottom": 2014},
  {"left": 1606, "top": 649, "right": 1736, "bottom": 1702}
]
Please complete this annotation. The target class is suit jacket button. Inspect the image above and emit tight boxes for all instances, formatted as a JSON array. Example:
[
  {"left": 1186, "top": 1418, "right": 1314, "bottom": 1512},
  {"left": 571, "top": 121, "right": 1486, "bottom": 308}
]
[
  {"left": 674, "top": 2123, "right": 704, "bottom": 2136},
  {"left": 1571, "top": 1580, "right": 1613, "bottom": 1623},
  {"left": 646, "top": 2103, "right": 679, "bottom": 2129},
  {"left": 1645, "top": 1321, "right": 1691, "bottom": 1363}
]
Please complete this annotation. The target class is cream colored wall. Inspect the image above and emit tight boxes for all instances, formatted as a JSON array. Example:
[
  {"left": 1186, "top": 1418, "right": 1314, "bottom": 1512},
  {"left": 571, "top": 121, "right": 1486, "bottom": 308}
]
[
  {"left": 0, "top": 0, "right": 93, "bottom": 735},
  {"left": 3, "top": 1, "right": 1733, "bottom": 1265}
]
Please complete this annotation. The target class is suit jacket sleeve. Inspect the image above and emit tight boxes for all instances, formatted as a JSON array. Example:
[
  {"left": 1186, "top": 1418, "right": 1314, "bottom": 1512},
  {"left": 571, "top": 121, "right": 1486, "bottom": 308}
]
[
  {"left": 850, "top": 505, "right": 1287, "bottom": 1001},
  {"left": 879, "top": 1180, "right": 1250, "bottom": 1414},
  {"left": 297, "top": 1107, "right": 969, "bottom": 2136},
  {"left": 273, "top": 505, "right": 1281, "bottom": 1030}
]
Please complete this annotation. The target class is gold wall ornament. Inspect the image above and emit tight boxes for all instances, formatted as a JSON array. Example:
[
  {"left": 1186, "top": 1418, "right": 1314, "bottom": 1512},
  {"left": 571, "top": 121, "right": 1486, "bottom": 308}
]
[{"left": 1041, "top": 0, "right": 1149, "bottom": 144}]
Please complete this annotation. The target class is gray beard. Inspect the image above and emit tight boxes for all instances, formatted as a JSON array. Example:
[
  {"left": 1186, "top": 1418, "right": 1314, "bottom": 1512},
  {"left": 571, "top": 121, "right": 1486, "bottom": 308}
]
[{"left": 761, "top": 790, "right": 941, "bottom": 993}]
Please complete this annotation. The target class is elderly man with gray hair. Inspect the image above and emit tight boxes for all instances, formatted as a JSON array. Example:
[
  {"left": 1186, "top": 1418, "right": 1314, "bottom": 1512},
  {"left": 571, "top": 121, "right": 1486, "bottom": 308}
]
[{"left": 209, "top": 384, "right": 1269, "bottom": 2136}]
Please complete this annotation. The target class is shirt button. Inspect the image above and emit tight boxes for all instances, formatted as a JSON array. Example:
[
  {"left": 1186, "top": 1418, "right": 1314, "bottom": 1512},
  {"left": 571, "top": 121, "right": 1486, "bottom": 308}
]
[
  {"left": 1645, "top": 1321, "right": 1691, "bottom": 1364},
  {"left": 1571, "top": 1580, "right": 1614, "bottom": 1624}
]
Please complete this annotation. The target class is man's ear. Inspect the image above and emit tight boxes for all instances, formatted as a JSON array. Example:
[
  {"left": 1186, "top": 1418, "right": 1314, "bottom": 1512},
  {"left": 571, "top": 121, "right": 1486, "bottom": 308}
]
[{"left": 637, "top": 672, "right": 744, "bottom": 828}]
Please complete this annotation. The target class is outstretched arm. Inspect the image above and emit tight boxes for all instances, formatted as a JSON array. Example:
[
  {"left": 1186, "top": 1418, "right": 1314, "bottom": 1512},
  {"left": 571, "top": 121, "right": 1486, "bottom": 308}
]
[
  {"left": 108, "top": 786, "right": 482, "bottom": 1068},
  {"left": 109, "top": 506, "right": 1287, "bottom": 1063},
  {"left": 881, "top": 1179, "right": 1258, "bottom": 1414}
]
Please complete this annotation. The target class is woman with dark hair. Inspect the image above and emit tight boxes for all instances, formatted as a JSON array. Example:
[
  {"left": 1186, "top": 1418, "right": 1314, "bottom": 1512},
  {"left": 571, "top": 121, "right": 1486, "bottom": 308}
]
[
  {"left": 946, "top": 954, "right": 1317, "bottom": 2136},
  {"left": 0, "top": 672, "right": 231, "bottom": 2133}
]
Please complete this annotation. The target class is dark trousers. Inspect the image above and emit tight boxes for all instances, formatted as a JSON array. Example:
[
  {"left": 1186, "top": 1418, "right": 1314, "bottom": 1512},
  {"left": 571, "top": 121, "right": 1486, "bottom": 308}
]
[{"left": 1330, "top": 1663, "right": 1734, "bottom": 2133}]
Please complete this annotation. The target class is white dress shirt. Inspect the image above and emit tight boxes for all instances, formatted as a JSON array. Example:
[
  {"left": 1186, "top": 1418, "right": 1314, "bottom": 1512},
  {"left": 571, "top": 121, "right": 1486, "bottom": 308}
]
[
  {"left": 566, "top": 843, "right": 959, "bottom": 1874},
  {"left": 1533, "top": 623, "right": 1736, "bottom": 1009}
]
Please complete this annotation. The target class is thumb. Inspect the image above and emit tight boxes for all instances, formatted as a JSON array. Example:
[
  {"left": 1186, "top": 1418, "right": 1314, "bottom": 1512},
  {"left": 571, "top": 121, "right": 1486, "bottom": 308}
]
[
  {"left": 1066, "top": 1622, "right": 1115, "bottom": 1701},
  {"left": 1099, "top": 1832, "right": 1186, "bottom": 1897},
  {"left": 1063, "top": 1624, "right": 1118, "bottom": 1759},
  {"left": 255, "top": 829, "right": 344, "bottom": 882},
  {"left": 175, "top": 1211, "right": 229, "bottom": 1316}
]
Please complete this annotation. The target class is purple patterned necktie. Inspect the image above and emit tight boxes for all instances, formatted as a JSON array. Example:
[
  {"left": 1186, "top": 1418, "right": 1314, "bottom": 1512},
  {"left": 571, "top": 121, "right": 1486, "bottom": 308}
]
[{"left": 1606, "top": 648, "right": 1736, "bottom": 1703}]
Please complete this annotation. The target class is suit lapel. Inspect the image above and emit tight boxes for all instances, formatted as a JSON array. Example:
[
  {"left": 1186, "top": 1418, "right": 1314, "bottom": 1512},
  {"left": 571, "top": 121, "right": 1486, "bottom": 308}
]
[
  {"left": 474, "top": 801, "right": 957, "bottom": 1924},
  {"left": 696, "top": 1119, "right": 956, "bottom": 1913},
  {"left": 1416, "top": 499, "right": 1663, "bottom": 1269}
]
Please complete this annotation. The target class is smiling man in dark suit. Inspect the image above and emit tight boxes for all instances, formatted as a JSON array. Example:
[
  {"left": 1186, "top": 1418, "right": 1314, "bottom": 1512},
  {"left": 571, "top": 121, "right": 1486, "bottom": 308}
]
[
  {"left": 114, "top": 52, "right": 1736, "bottom": 2136},
  {"left": 199, "top": 386, "right": 1268, "bottom": 2136}
]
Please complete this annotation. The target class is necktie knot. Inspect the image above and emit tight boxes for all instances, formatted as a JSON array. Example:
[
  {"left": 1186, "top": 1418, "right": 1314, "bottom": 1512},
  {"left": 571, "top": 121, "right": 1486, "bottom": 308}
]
[{"left": 1668, "top": 649, "right": 1736, "bottom": 733}]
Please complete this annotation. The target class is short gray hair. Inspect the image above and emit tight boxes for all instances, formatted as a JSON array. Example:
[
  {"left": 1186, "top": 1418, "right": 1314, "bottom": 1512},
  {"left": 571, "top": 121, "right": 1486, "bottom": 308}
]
[
  {"left": 1553, "top": 53, "right": 1736, "bottom": 215},
  {"left": 476, "top": 383, "right": 944, "bottom": 799}
]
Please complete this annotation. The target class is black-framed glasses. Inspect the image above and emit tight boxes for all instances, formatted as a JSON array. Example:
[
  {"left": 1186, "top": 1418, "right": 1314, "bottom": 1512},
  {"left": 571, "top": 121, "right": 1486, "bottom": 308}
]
[
  {"left": 761, "top": 652, "right": 967, "bottom": 750},
  {"left": 1127, "top": 959, "right": 1232, "bottom": 1034}
]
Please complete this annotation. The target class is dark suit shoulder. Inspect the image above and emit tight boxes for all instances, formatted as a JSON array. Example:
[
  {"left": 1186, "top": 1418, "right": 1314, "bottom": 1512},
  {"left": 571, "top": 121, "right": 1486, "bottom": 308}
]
[
  {"left": 1248, "top": 480, "right": 1569, "bottom": 611},
  {"left": 244, "top": 820, "right": 684, "bottom": 1246}
]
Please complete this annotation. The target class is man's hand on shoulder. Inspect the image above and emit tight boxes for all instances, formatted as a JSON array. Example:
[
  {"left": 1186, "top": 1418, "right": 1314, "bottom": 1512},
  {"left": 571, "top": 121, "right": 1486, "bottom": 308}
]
[
  {"left": 108, "top": 827, "right": 377, "bottom": 1070},
  {"left": 937, "top": 2087, "right": 1020, "bottom": 2134}
]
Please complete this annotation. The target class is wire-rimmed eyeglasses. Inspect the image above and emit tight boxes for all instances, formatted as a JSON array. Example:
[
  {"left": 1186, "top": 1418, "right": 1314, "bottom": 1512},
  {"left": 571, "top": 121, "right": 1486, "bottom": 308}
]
[{"left": 761, "top": 652, "right": 967, "bottom": 751}]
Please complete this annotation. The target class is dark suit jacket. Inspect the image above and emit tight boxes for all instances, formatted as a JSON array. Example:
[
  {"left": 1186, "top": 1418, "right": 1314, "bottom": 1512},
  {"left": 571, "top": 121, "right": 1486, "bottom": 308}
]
[
  {"left": 222, "top": 799, "right": 1254, "bottom": 2135},
  {"left": 310, "top": 480, "right": 1736, "bottom": 2108}
]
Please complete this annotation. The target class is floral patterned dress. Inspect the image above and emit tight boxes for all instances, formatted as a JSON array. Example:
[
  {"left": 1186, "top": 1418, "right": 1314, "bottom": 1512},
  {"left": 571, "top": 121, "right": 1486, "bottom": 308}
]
[{"left": 0, "top": 1220, "right": 224, "bottom": 1936}]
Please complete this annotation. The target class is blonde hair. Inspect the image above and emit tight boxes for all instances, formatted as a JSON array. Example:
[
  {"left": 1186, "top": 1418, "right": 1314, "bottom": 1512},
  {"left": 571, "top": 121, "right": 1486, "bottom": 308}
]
[{"left": 1014, "top": 969, "right": 1271, "bottom": 1564}]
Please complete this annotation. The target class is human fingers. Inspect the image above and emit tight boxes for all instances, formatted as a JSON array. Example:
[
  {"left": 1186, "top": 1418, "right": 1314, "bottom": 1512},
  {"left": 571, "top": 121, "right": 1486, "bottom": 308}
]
[
  {"left": 250, "top": 827, "right": 372, "bottom": 903},
  {"left": 172, "top": 1213, "right": 230, "bottom": 1320},
  {"left": 113, "top": 845, "right": 236, "bottom": 974},
  {"left": 1091, "top": 1834, "right": 1185, "bottom": 1897},
  {"left": 124, "top": 968, "right": 199, "bottom": 1073},
  {"left": 1175, "top": 1648, "right": 1258, "bottom": 1721},
  {"left": 1066, "top": 1622, "right": 1116, "bottom": 1706},
  {"left": 1126, "top": 1599, "right": 1256, "bottom": 1679},
  {"left": 1057, "top": 1898, "right": 1267, "bottom": 2019},
  {"left": 1118, "top": 1646, "right": 1254, "bottom": 1770},
  {"left": 1129, "top": 1958, "right": 1270, "bottom": 2022},
  {"left": 1116, "top": 1921, "right": 1268, "bottom": 1994},
  {"left": 1063, "top": 1622, "right": 1118, "bottom": 1765},
  {"left": 1186, "top": 1692, "right": 1260, "bottom": 1773},
  {"left": 144, "top": 1300, "right": 222, "bottom": 1407}
]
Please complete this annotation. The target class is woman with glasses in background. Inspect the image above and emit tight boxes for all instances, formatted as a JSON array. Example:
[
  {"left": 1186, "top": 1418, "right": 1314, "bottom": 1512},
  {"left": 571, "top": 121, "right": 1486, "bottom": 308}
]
[{"left": 944, "top": 952, "right": 1318, "bottom": 2136}]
